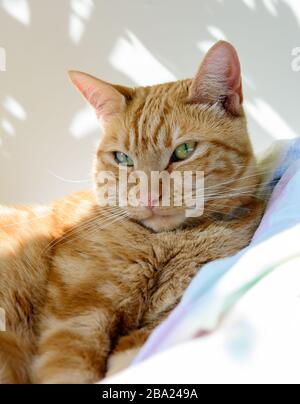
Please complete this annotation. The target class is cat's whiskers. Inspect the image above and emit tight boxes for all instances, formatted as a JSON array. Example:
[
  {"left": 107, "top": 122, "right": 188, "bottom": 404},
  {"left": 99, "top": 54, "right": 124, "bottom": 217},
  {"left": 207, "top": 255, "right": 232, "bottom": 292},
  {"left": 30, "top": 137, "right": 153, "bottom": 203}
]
[
  {"left": 56, "top": 211, "right": 130, "bottom": 248},
  {"left": 203, "top": 168, "right": 274, "bottom": 192},
  {"left": 183, "top": 177, "right": 274, "bottom": 201},
  {"left": 203, "top": 182, "right": 272, "bottom": 200},
  {"left": 47, "top": 170, "right": 92, "bottom": 184},
  {"left": 45, "top": 209, "right": 130, "bottom": 251},
  {"left": 42, "top": 211, "right": 109, "bottom": 255}
]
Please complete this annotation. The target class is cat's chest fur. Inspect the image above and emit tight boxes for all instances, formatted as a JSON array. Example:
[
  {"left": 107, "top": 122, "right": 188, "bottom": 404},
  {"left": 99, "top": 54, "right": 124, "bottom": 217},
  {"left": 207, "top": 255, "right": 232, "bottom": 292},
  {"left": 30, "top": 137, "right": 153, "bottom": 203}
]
[
  {"left": 48, "top": 214, "right": 201, "bottom": 332},
  {"left": 47, "top": 194, "right": 263, "bottom": 336}
]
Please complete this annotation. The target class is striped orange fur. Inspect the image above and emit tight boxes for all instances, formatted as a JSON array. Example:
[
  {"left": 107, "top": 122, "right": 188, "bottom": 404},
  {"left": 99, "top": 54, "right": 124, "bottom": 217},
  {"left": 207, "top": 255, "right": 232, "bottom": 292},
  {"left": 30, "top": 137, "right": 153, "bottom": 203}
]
[{"left": 0, "top": 42, "right": 264, "bottom": 383}]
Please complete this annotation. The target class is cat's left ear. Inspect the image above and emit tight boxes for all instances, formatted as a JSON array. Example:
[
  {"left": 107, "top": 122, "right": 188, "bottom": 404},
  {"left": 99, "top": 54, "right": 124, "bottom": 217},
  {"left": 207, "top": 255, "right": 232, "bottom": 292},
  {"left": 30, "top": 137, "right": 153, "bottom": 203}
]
[
  {"left": 68, "top": 71, "right": 133, "bottom": 128},
  {"left": 188, "top": 41, "right": 243, "bottom": 116}
]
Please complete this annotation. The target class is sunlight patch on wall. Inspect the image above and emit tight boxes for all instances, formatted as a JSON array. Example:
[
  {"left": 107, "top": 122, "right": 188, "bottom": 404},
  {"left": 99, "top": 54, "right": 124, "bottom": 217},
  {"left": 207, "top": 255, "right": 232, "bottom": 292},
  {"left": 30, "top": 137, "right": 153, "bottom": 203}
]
[
  {"left": 242, "top": 0, "right": 257, "bottom": 10},
  {"left": 0, "top": 47, "right": 6, "bottom": 71},
  {"left": 1, "top": 119, "right": 15, "bottom": 136},
  {"left": 70, "top": 106, "right": 99, "bottom": 139},
  {"left": 69, "top": 0, "right": 94, "bottom": 44},
  {"left": 284, "top": 0, "right": 300, "bottom": 26},
  {"left": 245, "top": 98, "right": 298, "bottom": 140},
  {"left": 109, "top": 31, "right": 176, "bottom": 86},
  {"left": 0, "top": 96, "right": 26, "bottom": 141},
  {"left": 198, "top": 26, "right": 227, "bottom": 54},
  {"left": 242, "top": 0, "right": 298, "bottom": 19},
  {"left": 69, "top": 14, "right": 84, "bottom": 44},
  {"left": 197, "top": 40, "right": 214, "bottom": 54},
  {"left": 263, "top": 0, "right": 278, "bottom": 16},
  {"left": 207, "top": 26, "right": 227, "bottom": 41},
  {"left": 0, "top": 0, "right": 31, "bottom": 26},
  {"left": 3, "top": 96, "right": 26, "bottom": 121}
]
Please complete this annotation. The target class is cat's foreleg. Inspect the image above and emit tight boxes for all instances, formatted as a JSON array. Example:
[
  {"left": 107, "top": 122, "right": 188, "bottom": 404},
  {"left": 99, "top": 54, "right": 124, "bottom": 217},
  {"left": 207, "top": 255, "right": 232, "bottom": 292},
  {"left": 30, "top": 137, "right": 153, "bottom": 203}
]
[{"left": 32, "top": 309, "right": 114, "bottom": 384}]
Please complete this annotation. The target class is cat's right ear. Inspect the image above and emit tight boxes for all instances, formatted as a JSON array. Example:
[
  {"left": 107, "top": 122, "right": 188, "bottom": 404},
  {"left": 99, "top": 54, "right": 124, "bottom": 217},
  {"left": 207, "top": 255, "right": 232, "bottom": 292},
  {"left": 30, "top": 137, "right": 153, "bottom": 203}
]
[
  {"left": 188, "top": 41, "right": 243, "bottom": 116},
  {"left": 68, "top": 71, "right": 133, "bottom": 129}
]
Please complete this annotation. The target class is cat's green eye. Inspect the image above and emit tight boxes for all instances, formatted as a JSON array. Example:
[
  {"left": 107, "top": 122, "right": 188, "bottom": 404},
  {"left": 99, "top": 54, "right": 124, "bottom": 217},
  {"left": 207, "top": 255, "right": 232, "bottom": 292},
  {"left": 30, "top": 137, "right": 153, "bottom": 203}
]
[
  {"left": 114, "top": 152, "right": 134, "bottom": 167},
  {"left": 172, "top": 141, "right": 197, "bottom": 162}
]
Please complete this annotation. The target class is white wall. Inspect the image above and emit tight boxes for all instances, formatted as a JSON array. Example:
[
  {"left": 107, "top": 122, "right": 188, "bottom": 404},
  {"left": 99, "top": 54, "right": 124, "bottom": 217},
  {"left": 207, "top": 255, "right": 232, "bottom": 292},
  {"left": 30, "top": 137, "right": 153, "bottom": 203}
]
[{"left": 0, "top": 0, "right": 299, "bottom": 204}]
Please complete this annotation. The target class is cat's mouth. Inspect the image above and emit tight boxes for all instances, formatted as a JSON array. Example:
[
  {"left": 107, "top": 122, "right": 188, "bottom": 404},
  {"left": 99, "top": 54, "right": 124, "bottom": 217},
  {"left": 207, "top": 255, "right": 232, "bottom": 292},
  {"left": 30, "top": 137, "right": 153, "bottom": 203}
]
[
  {"left": 121, "top": 204, "right": 191, "bottom": 232},
  {"left": 134, "top": 207, "right": 187, "bottom": 232},
  {"left": 149, "top": 208, "right": 179, "bottom": 218}
]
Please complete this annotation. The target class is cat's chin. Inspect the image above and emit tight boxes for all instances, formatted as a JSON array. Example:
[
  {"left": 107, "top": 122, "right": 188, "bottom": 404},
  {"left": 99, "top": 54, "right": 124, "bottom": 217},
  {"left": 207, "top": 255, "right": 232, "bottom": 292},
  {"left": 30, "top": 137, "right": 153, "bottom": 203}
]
[{"left": 140, "top": 213, "right": 186, "bottom": 232}]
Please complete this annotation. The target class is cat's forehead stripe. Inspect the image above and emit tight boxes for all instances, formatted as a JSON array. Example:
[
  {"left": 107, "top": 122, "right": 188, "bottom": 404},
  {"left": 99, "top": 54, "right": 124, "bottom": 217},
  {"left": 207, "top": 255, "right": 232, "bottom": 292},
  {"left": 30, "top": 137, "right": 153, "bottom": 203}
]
[{"left": 130, "top": 84, "right": 182, "bottom": 151}]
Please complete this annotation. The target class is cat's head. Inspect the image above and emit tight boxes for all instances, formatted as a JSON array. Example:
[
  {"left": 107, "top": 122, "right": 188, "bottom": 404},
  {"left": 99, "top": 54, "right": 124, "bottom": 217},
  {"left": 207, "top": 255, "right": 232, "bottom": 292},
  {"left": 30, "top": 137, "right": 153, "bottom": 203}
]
[{"left": 69, "top": 41, "right": 257, "bottom": 232}]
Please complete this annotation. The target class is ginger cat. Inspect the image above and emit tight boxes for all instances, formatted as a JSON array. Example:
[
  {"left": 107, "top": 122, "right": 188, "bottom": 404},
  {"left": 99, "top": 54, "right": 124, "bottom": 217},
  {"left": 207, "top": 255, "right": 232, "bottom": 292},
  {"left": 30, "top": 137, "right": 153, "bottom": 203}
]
[{"left": 0, "top": 41, "right": 264, "bottom": 384}]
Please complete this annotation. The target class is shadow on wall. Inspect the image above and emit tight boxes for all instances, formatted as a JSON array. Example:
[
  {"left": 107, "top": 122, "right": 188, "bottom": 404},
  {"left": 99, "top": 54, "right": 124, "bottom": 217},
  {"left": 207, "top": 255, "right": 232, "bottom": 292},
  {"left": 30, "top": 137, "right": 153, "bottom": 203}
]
[{"left": 0, "top": 0, "right": 299, "bottom": 204}]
